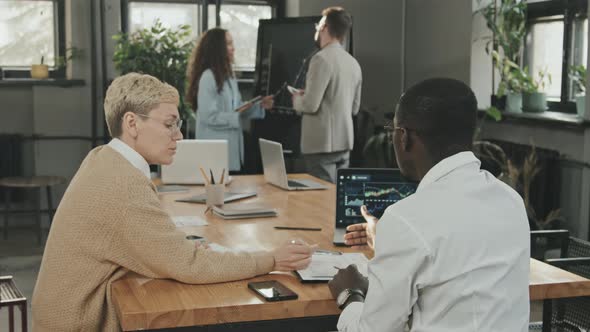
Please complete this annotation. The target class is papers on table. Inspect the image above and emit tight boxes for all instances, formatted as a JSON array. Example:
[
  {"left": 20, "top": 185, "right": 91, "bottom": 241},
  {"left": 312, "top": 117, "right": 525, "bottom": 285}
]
[
  {"left": 156, "top": 185, "right": 190, "bottom": 193},
  {"left": 171, "top": 216, "right": 208, "bottom": 228},
  {"left": 297, "top": 252, "right": 369, "bottom": 282}
]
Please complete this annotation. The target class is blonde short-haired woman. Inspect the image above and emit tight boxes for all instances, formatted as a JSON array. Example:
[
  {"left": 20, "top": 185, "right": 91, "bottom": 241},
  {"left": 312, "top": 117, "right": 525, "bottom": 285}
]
[{"left": 31, "top": 73, "right": 312, "bottom": 331}]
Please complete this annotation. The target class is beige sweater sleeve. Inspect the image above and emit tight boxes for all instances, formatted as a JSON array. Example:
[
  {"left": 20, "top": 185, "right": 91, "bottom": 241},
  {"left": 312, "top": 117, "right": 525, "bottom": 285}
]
[{"left": 107, "top": 179, "right": 274, "bottom": 284}]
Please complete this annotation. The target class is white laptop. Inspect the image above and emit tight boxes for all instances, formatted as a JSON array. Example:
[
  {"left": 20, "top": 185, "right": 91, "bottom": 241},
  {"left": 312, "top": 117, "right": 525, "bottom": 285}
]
[
  {"left": 258, "top": 138, "right": 327, "bottom": 191},
  {"left": 161, "top": 139, "right": 229, "bottom": 185}
]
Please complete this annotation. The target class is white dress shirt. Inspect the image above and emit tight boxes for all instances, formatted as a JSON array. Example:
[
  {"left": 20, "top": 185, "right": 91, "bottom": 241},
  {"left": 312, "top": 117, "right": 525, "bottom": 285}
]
[
  {"left": 338, "top": 151, "right": 530, "bottom": 332},
  {"left": 107, "top": 138, "right": 151, "bottom": 180}
]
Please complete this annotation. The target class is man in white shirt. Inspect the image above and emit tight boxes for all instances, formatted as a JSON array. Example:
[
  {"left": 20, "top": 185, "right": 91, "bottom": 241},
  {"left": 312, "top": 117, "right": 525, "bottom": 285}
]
[{"left": 328, "top": 78, "right": 530, "bottom": 332}]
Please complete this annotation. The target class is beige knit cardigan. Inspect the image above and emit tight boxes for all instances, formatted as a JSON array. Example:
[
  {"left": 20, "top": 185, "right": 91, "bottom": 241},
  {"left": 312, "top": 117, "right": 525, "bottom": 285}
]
[{"left": 32, "top": 146, "right": 274, "bottom": 331}]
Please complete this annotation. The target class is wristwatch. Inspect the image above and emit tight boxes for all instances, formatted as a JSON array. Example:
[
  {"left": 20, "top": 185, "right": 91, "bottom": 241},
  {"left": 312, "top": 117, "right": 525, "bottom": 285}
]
[{"left": 336, "top": 288, "right": 365, "bottom": 309}]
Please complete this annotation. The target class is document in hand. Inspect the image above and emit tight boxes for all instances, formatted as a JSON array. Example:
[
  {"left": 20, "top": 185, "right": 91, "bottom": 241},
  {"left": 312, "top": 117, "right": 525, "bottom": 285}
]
[
  {"left": 212, "top": 203, "right": 277, "bottom": 220},
  {"left": 296, "top": 252, "right": 369, "bottom": 283}
]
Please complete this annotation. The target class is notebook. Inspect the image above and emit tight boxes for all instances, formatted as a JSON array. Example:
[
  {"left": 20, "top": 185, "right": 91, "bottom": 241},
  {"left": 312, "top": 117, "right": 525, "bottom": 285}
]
[
  {"left": 212, "top": 204, "right": 277, "bottom": 220},
  {"left": 296, "top": 252, "right": 369, "bottom": 283},
  {"left": 176, "top": 192, "right": 257, "bottom": 204},
  {"left": 157, "top": 185, "right": 190, "bottom": 193}
]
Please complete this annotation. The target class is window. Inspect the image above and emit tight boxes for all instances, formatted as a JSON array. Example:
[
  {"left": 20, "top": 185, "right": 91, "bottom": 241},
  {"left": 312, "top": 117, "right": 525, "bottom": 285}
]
[
  {"left": 524, "top": 0, "right": 588, "bottom": 112},
  {"left": 0, "top": 0, "right": 64, "bottom": 73},
  {"left": 128, "top": 1, "right": 201, "bottom": 42},
  {"left": 208, "top": 4, "right": 272, "bottom": 70},
  {"left": 124, "top": 0, "right": 272, "bottom": 72},
  {"left": 525, "top": 19, "right": 564, "bottom": 99}
]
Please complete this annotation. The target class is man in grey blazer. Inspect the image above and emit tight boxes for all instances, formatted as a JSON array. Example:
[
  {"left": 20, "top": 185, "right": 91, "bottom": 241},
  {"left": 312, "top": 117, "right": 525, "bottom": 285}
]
[{"left": 292, "top": 7, "right": 362, "bottom": 183}]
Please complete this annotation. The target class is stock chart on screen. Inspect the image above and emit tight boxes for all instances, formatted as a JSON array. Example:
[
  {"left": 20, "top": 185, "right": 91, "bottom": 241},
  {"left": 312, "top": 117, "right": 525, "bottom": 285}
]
[{"left": 336, "top": 170, "right": 417, "bottom": 227}]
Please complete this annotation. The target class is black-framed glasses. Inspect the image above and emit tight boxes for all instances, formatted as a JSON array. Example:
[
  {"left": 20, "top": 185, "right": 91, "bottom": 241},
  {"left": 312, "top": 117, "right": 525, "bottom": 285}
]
[{"left": 136, "top": 114, "right": 183, "bottom": 137}]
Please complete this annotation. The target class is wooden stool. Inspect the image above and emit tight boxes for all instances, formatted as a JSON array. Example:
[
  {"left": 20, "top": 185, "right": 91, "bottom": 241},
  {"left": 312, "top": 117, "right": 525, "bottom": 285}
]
[
  {"left": 0, "top": 276, "right": 27, "bottom": 332},
  {"left": 0, "top": 176, "right": 66, "bottom": 244}
]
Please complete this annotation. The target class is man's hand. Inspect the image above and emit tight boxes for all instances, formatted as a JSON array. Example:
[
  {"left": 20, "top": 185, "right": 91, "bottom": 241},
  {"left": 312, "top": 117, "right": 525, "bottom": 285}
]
[
  {"left": 328, "top": 264, "right": 368, "bottom": 303},
  {"left": 261, "top": 95, "right": 274, "bottom": 110},
  {"left": 272, "top": 239, "right": 314, "bottom": 271},
  {"left": 344, "top": 205, "right": 379, "bottom": 250}
]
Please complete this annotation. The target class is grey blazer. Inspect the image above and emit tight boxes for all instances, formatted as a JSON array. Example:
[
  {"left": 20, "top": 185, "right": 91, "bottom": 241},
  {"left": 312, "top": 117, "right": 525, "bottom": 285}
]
[{"left": 293, "top": 42, "right": 362, "bottom": 154}]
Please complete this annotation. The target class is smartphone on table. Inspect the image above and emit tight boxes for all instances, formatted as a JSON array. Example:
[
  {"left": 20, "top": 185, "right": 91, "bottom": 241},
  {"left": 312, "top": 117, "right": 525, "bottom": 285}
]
[{"left": 247, "top": 280, "right": 298, "bottom": 302}]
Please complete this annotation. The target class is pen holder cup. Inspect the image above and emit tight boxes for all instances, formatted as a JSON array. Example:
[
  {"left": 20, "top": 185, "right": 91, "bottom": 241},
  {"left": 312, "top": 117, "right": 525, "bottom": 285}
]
[{"left": 205, "top": 184, "right": 225, "bottom": 207}]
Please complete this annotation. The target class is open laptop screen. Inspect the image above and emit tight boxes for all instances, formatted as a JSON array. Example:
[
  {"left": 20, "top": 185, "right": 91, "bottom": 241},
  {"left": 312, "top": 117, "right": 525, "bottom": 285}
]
[{"left": 335, "top": 168, "right": 417, "bottom": 228}]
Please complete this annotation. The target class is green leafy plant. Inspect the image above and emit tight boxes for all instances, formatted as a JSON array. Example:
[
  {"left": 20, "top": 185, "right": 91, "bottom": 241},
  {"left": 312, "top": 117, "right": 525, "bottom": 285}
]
[
  {"left": 112, "top": 20, "right": 195, "bottom": 124},
  {"left": 569, "top": 65, "right": 586, "bottom": 94},
  {"left": 492, "top": 50, "right": 527, "bottom": 96},
  {"left": 521, "top": 67, "right": 552, "bottom": 93},
  {"left": 477, "top": 0, "right": 527, "bottom": 96},
  {"left": 56, "top": 46, "right": 84, "bottom": 69}
]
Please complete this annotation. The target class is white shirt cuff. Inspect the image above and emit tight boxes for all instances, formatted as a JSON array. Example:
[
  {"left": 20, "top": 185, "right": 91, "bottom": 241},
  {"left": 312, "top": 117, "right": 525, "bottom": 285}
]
[{"left": 337, "top": 301, "right": 364, "bottom": 331}]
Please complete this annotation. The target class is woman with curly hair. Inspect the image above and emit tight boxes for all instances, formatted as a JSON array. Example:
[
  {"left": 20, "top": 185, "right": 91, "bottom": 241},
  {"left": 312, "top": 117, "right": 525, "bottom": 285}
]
[{"left": 187, "top": 28, "right": 273, "bottom": 171}]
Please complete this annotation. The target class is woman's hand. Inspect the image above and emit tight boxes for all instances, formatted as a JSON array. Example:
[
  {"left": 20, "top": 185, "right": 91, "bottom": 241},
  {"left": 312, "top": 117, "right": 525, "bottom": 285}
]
[{"left": 261, "top": 95, "right": 274, "bottom": 110}]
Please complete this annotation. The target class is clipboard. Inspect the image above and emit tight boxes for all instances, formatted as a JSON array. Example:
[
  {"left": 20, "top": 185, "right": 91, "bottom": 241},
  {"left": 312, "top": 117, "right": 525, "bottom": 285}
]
[{"left": 235, "top": 95, "right": 263, "bottom": 112}]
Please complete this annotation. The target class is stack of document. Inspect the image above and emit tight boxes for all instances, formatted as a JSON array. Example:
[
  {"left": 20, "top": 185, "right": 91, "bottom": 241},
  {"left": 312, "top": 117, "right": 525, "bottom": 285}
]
[
  {"left": 212, "top": 204, "right": 277, "bottom": 220},
  {"left": 296, "top": 252, "right": 369, "bottom": 282}
]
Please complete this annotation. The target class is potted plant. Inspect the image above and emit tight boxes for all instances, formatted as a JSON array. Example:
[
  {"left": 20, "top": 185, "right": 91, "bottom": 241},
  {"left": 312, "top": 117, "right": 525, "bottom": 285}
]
[
  {"left": 477, "top": 0, "right": 527, "bottom": 110},
  {"left": 30, "top": 47, "right": 83, "bottom": 79},
  {"left": 493, "top": 50, "right": 526, "bottom": 112},
  {"left": 31, "top": 56, "right": 49, "bottom": 79},
  {"left": 522, "top": 68, "right": 551, "bottom": 113},
  {"left": 569, "top": 65, "right": 586, "bottom": 116},
  {"left": 113, "top": 20, "right": 194, "bottom": 134}
]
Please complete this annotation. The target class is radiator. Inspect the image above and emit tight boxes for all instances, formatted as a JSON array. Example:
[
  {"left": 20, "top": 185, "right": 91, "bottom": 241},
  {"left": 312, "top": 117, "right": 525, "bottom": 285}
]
[{"left": 489, "top": 139, "right": 561, "bottom": 229}]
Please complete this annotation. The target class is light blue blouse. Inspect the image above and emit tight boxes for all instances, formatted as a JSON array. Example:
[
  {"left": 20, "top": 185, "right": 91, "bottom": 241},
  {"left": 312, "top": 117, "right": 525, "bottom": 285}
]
[{"left": 194, "top": 69, "right": 265, "bottom": 171}]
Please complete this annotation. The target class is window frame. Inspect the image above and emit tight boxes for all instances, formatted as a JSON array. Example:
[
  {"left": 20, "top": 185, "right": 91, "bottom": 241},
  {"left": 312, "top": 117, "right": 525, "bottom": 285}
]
[
  {"left": 524, "top": 0, "right": 588, "bottom": 113},
  {"left": 121, "top": 0, "right": 275, "bottom": 73},
  {"left": 1, "top": 0, "right": 66, "bottom": 79}
]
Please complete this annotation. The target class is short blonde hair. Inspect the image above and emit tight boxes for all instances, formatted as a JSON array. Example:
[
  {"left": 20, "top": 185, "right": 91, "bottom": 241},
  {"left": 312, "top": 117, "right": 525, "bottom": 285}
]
[{"left": 104, "top": 72, "right": 179, "bottom": 138}]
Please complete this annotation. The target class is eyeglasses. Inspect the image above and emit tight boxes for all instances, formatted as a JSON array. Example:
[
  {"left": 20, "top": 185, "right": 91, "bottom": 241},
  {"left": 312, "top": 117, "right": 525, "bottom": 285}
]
[{"left": 136, "top": 114, "right": 183, "bottom": 137}]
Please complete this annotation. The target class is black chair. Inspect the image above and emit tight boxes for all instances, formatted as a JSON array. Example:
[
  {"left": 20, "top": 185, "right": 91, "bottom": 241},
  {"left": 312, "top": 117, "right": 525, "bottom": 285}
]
[{"left": 530, "top": 230, "right": 590, "bottom": 332}]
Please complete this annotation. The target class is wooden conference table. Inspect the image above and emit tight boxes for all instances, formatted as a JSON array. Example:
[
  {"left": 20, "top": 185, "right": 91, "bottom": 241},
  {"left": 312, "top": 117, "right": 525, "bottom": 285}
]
[{"left": 112, "top": 174, "right": 590, "bottom": 331}]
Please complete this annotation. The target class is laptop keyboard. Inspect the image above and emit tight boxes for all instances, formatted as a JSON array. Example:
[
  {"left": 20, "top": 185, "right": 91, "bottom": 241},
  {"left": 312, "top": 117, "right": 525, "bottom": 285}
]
[{"left": 288, "top": 180, "right": 308, "bottom": 188}]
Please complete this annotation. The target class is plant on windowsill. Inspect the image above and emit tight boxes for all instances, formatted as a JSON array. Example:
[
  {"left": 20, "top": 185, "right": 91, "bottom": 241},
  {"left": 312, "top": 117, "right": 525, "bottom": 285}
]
[
  {"left": 522, "top": 68, "right": 551, "bottom": 113},
  {"left": 112, "top": 20, "right": 195, "bottom": 135},
  {"left": 30, "top": 47, "right": 84, "bottom": 80},
  {"left": 476, "top": 0, "right": 527, "bottom": 110},
  {"left": 569, "top": 65, "right": 586, "bottom": 116},
  {"left": 492, "top": 50, "right": 528, "bottom": 113},
  {"left": 56, "top": 46, "right": 84, "bottom": 75},
  {"left": 31, "top": 56, "right": 49, "bottom": 79}
]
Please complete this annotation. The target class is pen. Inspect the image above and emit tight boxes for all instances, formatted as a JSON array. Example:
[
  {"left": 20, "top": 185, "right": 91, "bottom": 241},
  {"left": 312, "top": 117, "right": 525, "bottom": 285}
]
[
  {"left": 210, "top": 169, "right": 215, "bottom": 184},
  {"left": 220, "top": 168, "right": 226, "bottom": 184},
  {"left": 199, "top": 167, "right": 210, "bottom": 185},
  {"left": 274, "top": 226, "right": 322, "bottom": 231},
  {"left": 315, "top": 249, "right": 342, "bottom": 255}
]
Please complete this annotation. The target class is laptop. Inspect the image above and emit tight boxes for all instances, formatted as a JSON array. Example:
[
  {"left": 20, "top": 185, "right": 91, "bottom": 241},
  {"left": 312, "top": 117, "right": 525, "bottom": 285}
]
[
  {"left": 161, "top": 139, "right": 229, "bottom": 185},
  {"left": 259, "top": 138, "right": 327, "bottom": 191},
  {"left": 333, "top": 168, "right": 418, "bottom": 246}
]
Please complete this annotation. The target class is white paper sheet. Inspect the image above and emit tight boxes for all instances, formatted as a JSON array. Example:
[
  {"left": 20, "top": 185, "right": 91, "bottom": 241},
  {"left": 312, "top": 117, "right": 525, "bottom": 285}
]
[
  {"left": 297, "top": 253, "right": 369, "bottom": 281},
  {"left": 172, "top": 216, "right": 208, "bottom": 228}
]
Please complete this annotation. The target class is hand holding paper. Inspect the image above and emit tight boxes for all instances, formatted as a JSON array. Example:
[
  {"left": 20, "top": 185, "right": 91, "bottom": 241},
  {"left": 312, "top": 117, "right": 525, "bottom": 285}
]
[
  {"left": 287, "top": 85, "right": 304, "bottom": 96},
  {"left": 235, "top": 95, "right": 263, "bottom": 113}
]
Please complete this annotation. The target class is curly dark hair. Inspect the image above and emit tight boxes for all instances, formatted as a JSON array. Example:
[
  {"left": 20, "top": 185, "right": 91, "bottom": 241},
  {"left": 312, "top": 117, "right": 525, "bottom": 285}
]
[{"left": 186, "top": 28, "right": 233, "bottom": 109}]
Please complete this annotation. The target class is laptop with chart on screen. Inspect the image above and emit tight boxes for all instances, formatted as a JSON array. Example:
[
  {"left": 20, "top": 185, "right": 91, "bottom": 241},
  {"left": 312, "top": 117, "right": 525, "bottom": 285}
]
[{"left": 333, "top": 168, "right": 417, "bottom": 246}]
